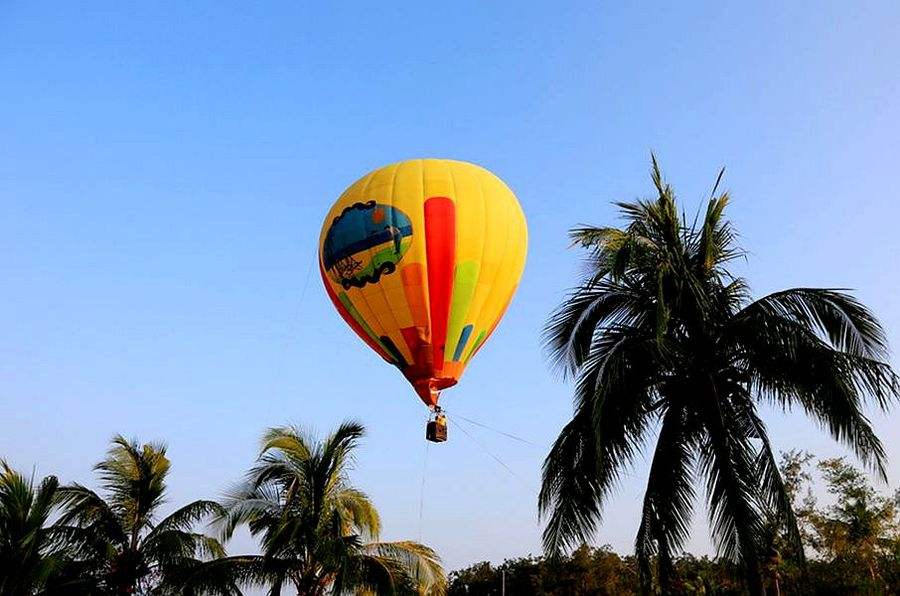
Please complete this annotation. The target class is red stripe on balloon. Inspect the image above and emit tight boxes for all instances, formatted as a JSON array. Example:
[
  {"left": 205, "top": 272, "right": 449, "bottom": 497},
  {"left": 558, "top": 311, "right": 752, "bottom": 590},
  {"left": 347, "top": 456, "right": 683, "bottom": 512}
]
[
  {"left": 424, "top": 197, "right": 456, "bottom": 372},
  {"left": 400, "top": 326, "right": 434, "bottom": 389}
]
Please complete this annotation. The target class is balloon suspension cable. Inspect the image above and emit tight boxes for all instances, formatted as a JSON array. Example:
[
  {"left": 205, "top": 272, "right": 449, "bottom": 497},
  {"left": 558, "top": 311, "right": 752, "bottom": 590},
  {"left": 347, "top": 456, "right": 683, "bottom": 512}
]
[
  {"left": 448, "top": 417, "right": 536, "bottom": 495},
  {"left": 268, "top": 248, "right": 317, "bottom": 422},
  {"left": 448, "top": 411, "right": 540, "bottom": 448},
  {"left": 417, "top": 435, "right": 430, "bottom": 541},
  {"left": 297, "top": 247, "right": 317, "bottom": 306}
]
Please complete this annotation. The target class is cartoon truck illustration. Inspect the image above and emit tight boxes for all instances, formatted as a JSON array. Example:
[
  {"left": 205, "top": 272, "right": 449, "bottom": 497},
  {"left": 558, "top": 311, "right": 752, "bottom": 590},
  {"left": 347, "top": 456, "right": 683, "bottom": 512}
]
[{"left": 322, "top": 201, "right": 413, "bottom": 289}]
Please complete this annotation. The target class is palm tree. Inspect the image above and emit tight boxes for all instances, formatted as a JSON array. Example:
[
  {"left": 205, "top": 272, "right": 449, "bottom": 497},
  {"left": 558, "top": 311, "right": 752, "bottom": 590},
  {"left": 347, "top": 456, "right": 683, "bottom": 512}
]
[
  {"left": 539, "top": 157, "right": 899, "bottom": 594},
  {"left": 208, "top": 420, "right": 446, "bottom": 596},
  {"left": 56, "top": 435, "right": 232, "bottom": 595},
  {"left": 0, "top": 461, "right": 82, "bottom": 595}
]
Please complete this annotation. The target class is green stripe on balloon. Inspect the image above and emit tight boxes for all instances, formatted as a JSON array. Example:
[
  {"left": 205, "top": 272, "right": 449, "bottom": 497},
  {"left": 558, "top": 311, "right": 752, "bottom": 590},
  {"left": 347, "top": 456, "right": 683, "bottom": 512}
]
[{"left": 446, "top": 260, "right": 480, "bottom": 362}]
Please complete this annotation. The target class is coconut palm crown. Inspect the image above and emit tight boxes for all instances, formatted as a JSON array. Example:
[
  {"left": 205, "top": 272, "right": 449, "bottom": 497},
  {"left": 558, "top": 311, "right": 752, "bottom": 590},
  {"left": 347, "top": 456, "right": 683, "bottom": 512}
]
[
  {"left": 56, "top": 436, "right": 228, "bottom": 595},
  {"left": 539, "top": 158, "right": 899, "bottom": 593},
  {"left": 0, "top": 462, "right": 76, "bottom": 595},
  {"left": 209, "top": 421, "right": 446, "bottom": 596}
]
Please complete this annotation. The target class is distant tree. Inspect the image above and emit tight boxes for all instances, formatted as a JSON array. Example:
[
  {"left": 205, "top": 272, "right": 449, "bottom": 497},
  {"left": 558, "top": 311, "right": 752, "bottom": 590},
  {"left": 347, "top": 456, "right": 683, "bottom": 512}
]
[
  {"left": 670, "top": 553, "right": 743, "bottom": 595},
  {"left": 798, "top": 457, "right": 900, "bottom": 592},
  {"left": 540, "top": 157, "right": 899, "bottom": 594},
  {"left": 56, "top": 436, "right": 231, "bottom": 595},
  {"left": 448, "top": 561, "right": 497, "bottom": 595},
  {"left": 448, "top": 545, "right": 638, "bottom": 595},
  {"left": 208, "top": 421, "right": 446, "bottom": 596}
]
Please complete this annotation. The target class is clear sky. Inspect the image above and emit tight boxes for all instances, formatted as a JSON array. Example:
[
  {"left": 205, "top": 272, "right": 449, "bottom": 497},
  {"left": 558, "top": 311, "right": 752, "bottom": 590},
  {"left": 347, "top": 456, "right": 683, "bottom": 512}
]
[{"left": 2, "top": 0, "right": 900, "bottom": 577}]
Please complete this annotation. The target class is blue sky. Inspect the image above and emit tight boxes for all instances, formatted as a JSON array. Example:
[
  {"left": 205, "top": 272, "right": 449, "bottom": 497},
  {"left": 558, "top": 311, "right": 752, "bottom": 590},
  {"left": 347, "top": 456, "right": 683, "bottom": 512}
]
[{"left": 2, "top": 0, "right": 900, "bottom": 574}]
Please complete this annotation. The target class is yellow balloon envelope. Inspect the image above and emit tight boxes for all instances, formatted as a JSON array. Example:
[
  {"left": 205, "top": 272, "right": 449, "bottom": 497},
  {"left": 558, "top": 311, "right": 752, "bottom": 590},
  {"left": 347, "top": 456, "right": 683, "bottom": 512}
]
[{"left": 318, "top": 159, "right": 527, "bottom": 407}]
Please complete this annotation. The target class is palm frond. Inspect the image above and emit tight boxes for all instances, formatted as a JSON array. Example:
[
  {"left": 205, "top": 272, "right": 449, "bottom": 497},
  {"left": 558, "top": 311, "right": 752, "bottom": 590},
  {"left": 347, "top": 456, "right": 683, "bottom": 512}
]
[
  {"left": 739, "top": 288, "right": 890, "bottom": 359},
  {"left": 731, "top": 309, "right": 896, "bottom": 477},
  {"left": 539, "top": 405, "right": 602, "bottom": 555},
  {"left": 320, "top": 420, "right": 366, "bottom": 481},
  {"left": 540, "top": 331, "right": 657, "bottom": 554},
  {"left": 362, "top": 540, "right": 446, "bottom": 595},
  {"left": 55, "top": 483, "right": 127, "bottom": 545},
  {"left": 698, "top": 394, "right": 765, "bottom": 578},
  {"left": 542, "top": 279, "right": 646, "bottom": 378},
  {"left": 635, "top": 405, "right": 698, "bottom": 588},
  {"left": 176, "top": 554, "right": 286, "bottom": 595},
  {"left": 148, "top": 500, "right": 226, "bottom": 538},
  {"left": 0, "top": 464, "right": 66, "bottom": 594},
  {"left": 214, "top": 484, "right": 282, "bottom": 541},
  {"left": 259, "top": 425, "right": 313, "bottom": 462},
  {"left": 744, "top": 405, "right": 806, "bottom": 566},
  {"left": 334, "top": 487, "right": 381, "bottom": 540}
]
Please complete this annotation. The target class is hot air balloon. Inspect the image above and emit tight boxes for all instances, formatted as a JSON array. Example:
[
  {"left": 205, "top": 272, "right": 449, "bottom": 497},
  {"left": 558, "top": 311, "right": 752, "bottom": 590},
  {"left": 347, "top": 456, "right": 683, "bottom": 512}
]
[{"left": 318, "top": 159, "right": 527, "bottom": 441}]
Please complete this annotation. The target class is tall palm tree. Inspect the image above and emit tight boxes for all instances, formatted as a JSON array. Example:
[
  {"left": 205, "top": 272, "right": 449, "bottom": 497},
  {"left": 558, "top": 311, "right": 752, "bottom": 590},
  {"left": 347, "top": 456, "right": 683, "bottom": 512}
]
[
  {"left": 539, "top": 157, "right": 899, "bottom": 594},
  {"left": 207, "top": 421, "right": 446, "bottom": 596},
  {"left": 57, "top": 435, "right": 231, "bottom": 595},
  {"left": 0, "top": 461, "right": 82, "bottom": 595}
]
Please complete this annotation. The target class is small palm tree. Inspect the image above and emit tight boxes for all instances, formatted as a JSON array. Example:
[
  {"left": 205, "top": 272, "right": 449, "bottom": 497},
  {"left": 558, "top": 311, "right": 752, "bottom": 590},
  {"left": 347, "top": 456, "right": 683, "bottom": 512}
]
[
  {"left": 539, "top": 157, "right": 899, "bottom": 594},
  {"left": 57, "top": 435, "right": 231, "bottom": 595},
  {"left": 209, "top": 421, "right": 446, "bottom": 596},
  {"left": 0, "top": 461, "right": 81, "bottom": 595}
]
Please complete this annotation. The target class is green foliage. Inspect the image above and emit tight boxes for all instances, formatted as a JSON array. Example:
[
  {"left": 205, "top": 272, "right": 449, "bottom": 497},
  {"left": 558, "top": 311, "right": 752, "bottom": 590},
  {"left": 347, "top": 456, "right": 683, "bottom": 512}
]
[
  {"left": 0, "top": 461, "right": 85, "bottom": 595},
  {"left": 787, "top": 454, "right": 900, "bottom": 593},
  {"left": 56, "top": 435, "right": 231, "bottom": 595},
  {"left": 447, "top": 546, "right": 746, "bottom": 596},
  {"left": 4, "top": 427, "right": 900, "bottom": 594},
  {"left": 448, "top": 546, "right": 638, "bottom": 596},
  {"left": 540, "top": 156, "right": 899, "bottom": 593},
  {"left": 0, "top": 425, "right": 445, "bottom": 595},
  {"left": 210, "top": 421, "right": 446, "bottom": 596},
  {"left": 452, "top": 453, "right": 900, "bottom": 595}
]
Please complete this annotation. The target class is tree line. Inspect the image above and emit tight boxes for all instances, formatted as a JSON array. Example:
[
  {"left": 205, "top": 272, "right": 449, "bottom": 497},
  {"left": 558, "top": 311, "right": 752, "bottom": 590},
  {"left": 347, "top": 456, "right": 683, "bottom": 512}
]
[
  {"left": 6, "top": 430, "right": 899, "bottom": 595},
  {"left": 449, "top": 452, "right": 900, "bottom": 595}
]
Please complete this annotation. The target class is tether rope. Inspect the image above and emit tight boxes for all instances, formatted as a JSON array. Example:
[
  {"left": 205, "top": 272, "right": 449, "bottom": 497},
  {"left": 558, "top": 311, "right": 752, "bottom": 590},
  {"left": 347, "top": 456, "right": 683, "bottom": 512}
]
[
  {"left": 447, "top": 411, "right": 541, "bottom": 448},
  {"left": 448, "top": 417, "right": 537, "bottom": 495},
  {"left": 417, "top": 415, "right": 431, "bottom": 541},
  {"left": 297, "top": 247, "right": 316, "bottom": 306}
]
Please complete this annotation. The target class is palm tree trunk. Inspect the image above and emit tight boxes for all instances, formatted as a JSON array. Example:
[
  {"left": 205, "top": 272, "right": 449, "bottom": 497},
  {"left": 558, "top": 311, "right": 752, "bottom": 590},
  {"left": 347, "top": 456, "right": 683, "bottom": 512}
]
[{"left": 293, "top": 575, "right": 326, "bottom": 596}]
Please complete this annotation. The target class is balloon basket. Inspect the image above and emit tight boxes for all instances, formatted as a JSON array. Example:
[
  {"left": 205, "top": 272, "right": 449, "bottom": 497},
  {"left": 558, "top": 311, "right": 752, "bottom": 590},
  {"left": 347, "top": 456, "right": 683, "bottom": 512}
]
[{"left": 426, "top": 407, "right": 447, "bottom": 443}]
